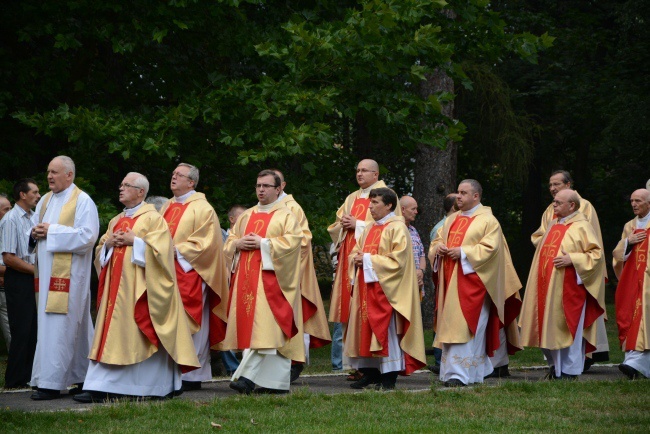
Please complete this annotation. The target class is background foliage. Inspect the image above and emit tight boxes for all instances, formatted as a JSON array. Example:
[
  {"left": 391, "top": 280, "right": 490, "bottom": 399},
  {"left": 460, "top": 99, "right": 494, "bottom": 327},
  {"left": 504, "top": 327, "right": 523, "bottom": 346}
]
[{"left": 2, "top": 0, "right": 645, "bottom": 286}]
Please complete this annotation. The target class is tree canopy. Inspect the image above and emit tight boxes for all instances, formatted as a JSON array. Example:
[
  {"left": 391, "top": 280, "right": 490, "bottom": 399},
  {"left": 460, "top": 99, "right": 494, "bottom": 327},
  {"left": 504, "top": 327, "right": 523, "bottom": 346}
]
[{"left": 1, "top": 0, "right": 550, "bottom": 243}]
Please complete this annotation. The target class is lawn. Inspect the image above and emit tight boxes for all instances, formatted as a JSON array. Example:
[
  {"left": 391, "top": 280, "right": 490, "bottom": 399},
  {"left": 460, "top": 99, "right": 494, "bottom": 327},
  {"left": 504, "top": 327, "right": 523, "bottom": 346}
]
[{"left": 1, "top": 380, "right": 647, "bottom": 432}]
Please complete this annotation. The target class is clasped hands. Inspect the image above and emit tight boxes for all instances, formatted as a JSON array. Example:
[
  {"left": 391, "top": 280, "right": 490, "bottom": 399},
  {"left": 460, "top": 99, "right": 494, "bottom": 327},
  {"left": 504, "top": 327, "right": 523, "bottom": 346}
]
[
  {"left": 341, "top": 214, "right": 357, "bottom": 230},
  {"left": 106, "top": 228, "right": 136, "bottom": 249},
  {"left": 436, "top": 244, "right": 462, "bottom": 260},
  {"left": 31, "top": 223, "right": 50, "bottom": 240},
  {"left": 236, "top": 233, "right": 262, "bottom": 251}
]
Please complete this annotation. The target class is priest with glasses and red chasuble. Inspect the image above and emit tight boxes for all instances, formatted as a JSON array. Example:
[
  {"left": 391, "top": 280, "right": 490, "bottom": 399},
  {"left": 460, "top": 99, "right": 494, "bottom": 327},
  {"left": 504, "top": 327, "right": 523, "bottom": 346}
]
[
  {"left": 344, "top": 188, "right": 426, "bottom": 390},
  {"left": 74, "top": 172, "right": 199, "bottom": 403},
  {"left": 429, "top": 179, "right": 522, "bottom": 387},
  {"left": 612, "top": 188, "right": 650, "bottom": 380},
  {"left": 159, "top": 163, "right": 229, "bottom": 391},
  {"left": 519, "top": 189, "right": 606, "bottom": 380},
  {"left": 223, "top": 170, "right": 304, "bottom": 395}
]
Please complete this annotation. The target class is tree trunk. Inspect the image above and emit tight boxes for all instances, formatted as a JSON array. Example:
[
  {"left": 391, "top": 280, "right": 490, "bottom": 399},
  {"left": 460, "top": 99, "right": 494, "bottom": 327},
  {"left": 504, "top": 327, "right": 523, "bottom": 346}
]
[{"left": 412, "top": 69, "right": 457, "bottom": 329}]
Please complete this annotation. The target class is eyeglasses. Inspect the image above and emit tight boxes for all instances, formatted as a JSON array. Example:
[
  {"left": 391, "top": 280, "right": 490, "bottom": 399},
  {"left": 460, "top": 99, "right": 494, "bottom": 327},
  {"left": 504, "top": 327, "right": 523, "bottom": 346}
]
[
  {"left": 119, "top": 183, "right": 143, "bottom": 190},
  {"left": 172, "top": 171, "right": 192, "bottom": 180},
  {"left": 552, "top": 200, "right": 567, "bottom": 205},
  {"left": 356, "top": 169, "right": 377, "bottom": 174},
  {"left": 255, "top": 183, "right": 278, "bottom": 190}
]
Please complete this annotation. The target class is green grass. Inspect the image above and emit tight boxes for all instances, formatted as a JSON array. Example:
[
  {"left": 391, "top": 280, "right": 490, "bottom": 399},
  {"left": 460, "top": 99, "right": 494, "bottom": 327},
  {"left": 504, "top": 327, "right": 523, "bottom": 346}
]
[
  {"left": 1, "top": 380, "right": 648, "bottom": 432},
  {"left": 0, "top": 303, "right": 625, "bottom": 388}
]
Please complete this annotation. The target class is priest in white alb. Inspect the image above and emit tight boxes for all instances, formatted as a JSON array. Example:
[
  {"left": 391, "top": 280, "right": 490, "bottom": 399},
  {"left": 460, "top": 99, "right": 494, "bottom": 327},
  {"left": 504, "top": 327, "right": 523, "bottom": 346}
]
[{"left": 29, "top": 156, "right": 99, "bottom": 400}]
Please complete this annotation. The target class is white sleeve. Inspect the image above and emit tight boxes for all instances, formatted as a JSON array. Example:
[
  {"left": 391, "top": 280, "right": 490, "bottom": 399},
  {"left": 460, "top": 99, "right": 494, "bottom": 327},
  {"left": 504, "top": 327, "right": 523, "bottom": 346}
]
[
  {"left": 176, "top": 248, "right": 193, "bottom": 272},
  {"left": 131, "top": 237, "right": 146, "bottom": 267},
  {"left": 260, "top": 238, "right": 274, "bottom": 271},
  {"left": 362, "top": 253, "right": 379, "bottom": 283},
  {"left": 44, "top": 197, "right": 100, "bottom": 255},
  {"left": 460, "top": 248, "right": 476, "bottom": 275},
  {"left": 100, "top": 243, "right": 113, "bottom": 267},
  {"left": 354, "top": 220, "right": 367, "bottom": 241}
]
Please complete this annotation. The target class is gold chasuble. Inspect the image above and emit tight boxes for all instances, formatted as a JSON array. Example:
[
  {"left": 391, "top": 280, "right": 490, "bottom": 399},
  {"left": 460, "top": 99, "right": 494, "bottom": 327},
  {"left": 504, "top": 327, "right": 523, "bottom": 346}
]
[
  {"left": 531, "top": 193, "right": 604, "bottom": 256},
  {"left": 345, "top": 216, "right": 426, "bottom": 374},
  {"left": 91, "top": 204, "right": 199, "bottom": 372},
  {"left": 279, "top": 194, "right": 331, "bottom": 348},
  {"left": 520, "top": 212, "right": 605, "bottom": 352},
  {"left": 328, "top": 180, "right": 402, "bottom": 323},
  {"left": 429, "top": 207, "right": 523, "bottom": 355},
  {"left": 613, "top": 218, "right": 650, "bottom": 351},
  {"left": 34, "top": 186, "right": 82, "bottom": 314},
  {"left": 223, "top": 203, "right": 305, "bottom": 361},
  {"left": 160, "top": 193, "right": 229, "bottom": 348}
]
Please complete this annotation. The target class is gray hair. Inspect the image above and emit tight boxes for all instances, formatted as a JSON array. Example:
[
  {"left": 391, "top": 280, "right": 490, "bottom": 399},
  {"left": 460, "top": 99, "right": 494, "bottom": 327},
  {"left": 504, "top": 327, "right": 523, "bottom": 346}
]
[
  {"left": 459, "top": 179, "right": 483, "bottom": 200},
  {"left": 127, "top": 172, "right": 150, "bottom": 196},
  {"left": 56, "top": 155, "right": 76, "bottom": 179},
  {"left": 177, "top": 163, "right": 199, "bottom": 188},
  {"left": 145, "top": 195, "right": 168, "bottom": 212}
]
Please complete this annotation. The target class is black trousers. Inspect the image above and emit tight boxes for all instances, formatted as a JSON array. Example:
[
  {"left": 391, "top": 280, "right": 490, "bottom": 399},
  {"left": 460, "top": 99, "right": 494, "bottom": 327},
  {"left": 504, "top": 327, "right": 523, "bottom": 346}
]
[{"left": 4, "top": 267, "right": 37, "bottom": 388}]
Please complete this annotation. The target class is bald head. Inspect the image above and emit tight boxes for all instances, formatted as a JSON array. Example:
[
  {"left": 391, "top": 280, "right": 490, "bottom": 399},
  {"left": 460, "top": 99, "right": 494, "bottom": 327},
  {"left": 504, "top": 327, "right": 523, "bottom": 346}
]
[
  {"left": 630, "top": 189, "right": 650, "bottom": 218},
  {"left": 400, "top": 195, "right": 418, "bottom": 224},
  {"left": 553, "top": 189, "right": 580, "bottom": 218},
  {"left": 356, "top": 159, "right": 379, "bottom": 189}
]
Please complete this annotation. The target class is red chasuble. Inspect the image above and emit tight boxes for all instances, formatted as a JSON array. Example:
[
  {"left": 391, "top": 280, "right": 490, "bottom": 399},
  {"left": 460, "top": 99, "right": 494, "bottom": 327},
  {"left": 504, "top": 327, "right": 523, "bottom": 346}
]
[
  {"left": 615, "top": 228, "right": 649, "bottom": 350},
  {"left": 163, "top": 202, "right": 204, "bottom": 327},
  {"left": 538, "top": 223, "right": 604, "bottom": 352},
  {"left": 443, "top": 216, "right": 505, "bottom": 356},
  {"left": 358, "top": 224, "right": 389, "bottom": 357},
  {"left": 357, "top": 223, "right": 422, "bottom": 374},
  {"left": 335, "top": 197, "right": 370, "bottom": 323},
  {"left": 96, "top": 215, "right": 159, "bottom": 360},
  {"left": 537, "top": 224, "right": 571, "bottom": 340},
  {"left": 232, "top": 211, "right": 298, "bottom": 349}
]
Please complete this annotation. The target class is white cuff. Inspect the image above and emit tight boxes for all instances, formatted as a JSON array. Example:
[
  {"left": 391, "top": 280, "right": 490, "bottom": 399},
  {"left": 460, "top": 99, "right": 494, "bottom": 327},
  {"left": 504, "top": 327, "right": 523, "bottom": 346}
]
[
  {"left": 176, "top": 249, "right": 193, "bottom": 272},
  {"left": 131, "top": 237, "right": 146, "bottom": 267},
  {"left": 362, "top": 253, "right": 379, "bottom": 283},
  {"left": 100, "top": 244, "right": 113, "bottom": 267},
  {"left": 576, "top": 272, "right": 583, "bottom": 286},
  {"left": 460, "top": 248, "right": 475, "bottom": 275},
  {"left": 261, "top": 238, "right": 274, "bottom": 270},
  {"left": 354, "top": 220, "right": 366, "bottom": 241}
]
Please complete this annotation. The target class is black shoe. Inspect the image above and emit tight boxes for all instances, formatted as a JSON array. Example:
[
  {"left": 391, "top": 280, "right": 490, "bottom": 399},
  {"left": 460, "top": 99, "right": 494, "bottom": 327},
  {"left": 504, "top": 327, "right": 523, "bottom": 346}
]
[
  {"left": 619, "top": 363, "right": 641, "bottom": 380},
  {"left": 73, "top": 392, "right": 106, "bottom": 404},
  {"left": 379, "top": 371, "right": 398, "bottom": 390},
  {"left": 254, "top": 387, "right": 290, "bottom": 395},
  {"left": 559, "top": 373, "right": 578, "bottom": 380},
  {"left": 182, "top": 380, "right": 202, "bottom": 391},
  {"left": 30, "top": 389, "right": 61, "bottom": 401},
  {"left": 542, "top": 366, "right": 557, "bottom": 380},
  {"left": 485, "top": 364, "right": 511, "bottom": 379},
  {"left": 229, "top": 377, "right": 255, "bottom": 395},
  {"left": 350, "top": 369, "right": 381, "bottom": 389},
  {"left": 583, "top": 357, "right": 595, "bottom": 373},
  {"left": 68, "top": 383, "right": 84, "bottom": 395},
  {"left": 428, "top": 365, "right": 440, "bottom": 375},
  {"left": 290, "top": 363, "right": 304, "bottom": 384},
  {"left": 443, "top": 379, "right": 466, "bottom": 387}
]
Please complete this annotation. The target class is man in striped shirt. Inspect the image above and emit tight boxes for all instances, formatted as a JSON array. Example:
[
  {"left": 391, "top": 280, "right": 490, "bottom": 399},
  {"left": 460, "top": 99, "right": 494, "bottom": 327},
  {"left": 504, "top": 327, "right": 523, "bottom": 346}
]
[{"left": 1, "top": 178, "right": 40, "bottom": 388}]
